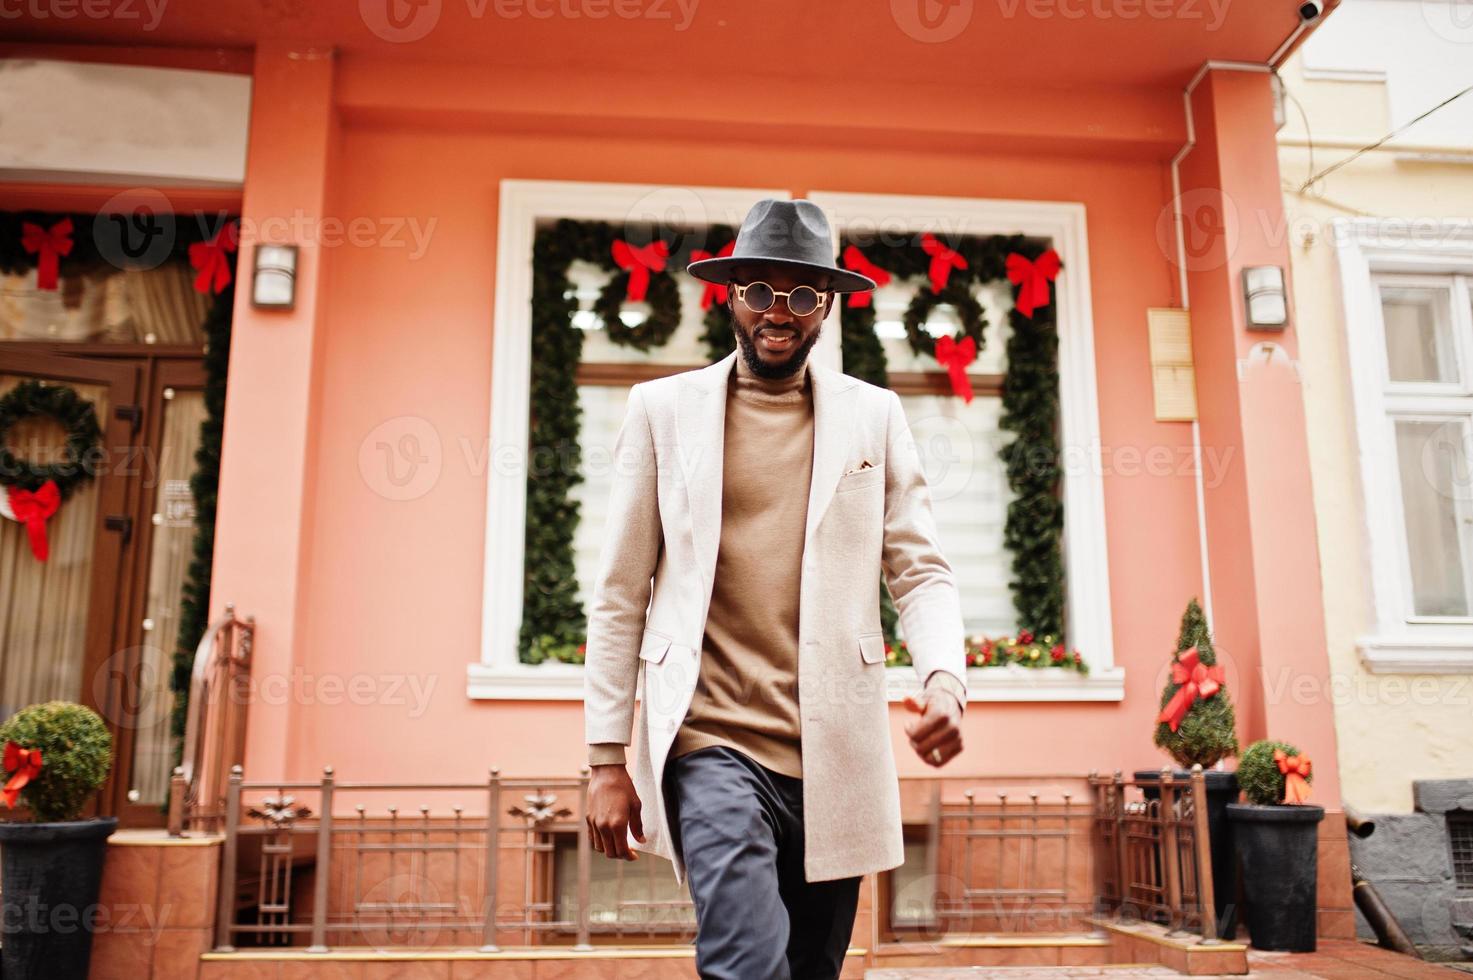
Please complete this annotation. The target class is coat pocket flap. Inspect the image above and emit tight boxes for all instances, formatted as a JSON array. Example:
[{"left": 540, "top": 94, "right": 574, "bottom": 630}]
[
  {"left": 858, "top": 633, "right": 887, "bottom": 664},
  {"left": 638, "top": 631, "right": 674, "bottom": 663}
]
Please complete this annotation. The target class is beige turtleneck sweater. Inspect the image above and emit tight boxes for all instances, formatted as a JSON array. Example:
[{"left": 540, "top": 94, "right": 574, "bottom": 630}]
[{"left": 589, "top": 354, "right": 966, "bottom": 772}]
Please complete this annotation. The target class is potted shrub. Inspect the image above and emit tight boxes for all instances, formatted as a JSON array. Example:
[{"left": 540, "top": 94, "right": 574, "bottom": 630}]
[
  {"left": 1138, "top": 597, "right": 1240, "bottom": 936},
  {"left": 1227, "top": 739, "right": 1323, "bottom": 953},
  {"left": 0, "top": 700, "right": 116, "bottom": 979}
]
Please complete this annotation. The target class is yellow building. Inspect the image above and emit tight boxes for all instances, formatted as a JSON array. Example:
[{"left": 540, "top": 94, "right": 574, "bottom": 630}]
[{"left": 1280, "top": 0, "right": 1473, "bottom": 958}]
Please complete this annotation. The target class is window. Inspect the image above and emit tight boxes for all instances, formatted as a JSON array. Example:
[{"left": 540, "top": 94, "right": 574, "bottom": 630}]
[
  {"left": 1334, "top": 220, "right": 1473, "bottom": 672},
  {"left": 1450, "top": 813, "right": 1473, "bottom": 892},
  {"left": 472, "top": 182, "right": 1120, "bottom": 701}
]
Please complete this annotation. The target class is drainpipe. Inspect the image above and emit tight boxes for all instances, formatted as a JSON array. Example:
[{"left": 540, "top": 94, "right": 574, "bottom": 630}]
[{"left": 1168, "top": 9, "right": 1321, "bottom": 634}]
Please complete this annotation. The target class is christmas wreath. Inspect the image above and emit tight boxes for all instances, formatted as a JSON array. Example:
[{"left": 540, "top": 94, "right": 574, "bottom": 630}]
[
  {"left": 901, "top": 281, "right": 987, "bottom": 359},
  {"left": 0, "top": 381, "right": 102, "bottom": 497},
  {"left": 0, "top": 380, "right": 104, "bottom": 561},
  {"left": 593, "top": 239, "right": 683, "bottom": 352}
]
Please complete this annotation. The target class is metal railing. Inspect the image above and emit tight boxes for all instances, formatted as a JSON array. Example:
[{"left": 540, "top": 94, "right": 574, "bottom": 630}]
[
  {"left": 168, "top": 604, "right": 254, "bottom": 836},
  {"left": 911, "top": 780, "right": 1096, "bottom": 937},
  {"left": 202, "top": 766, "right": 1217, "bottom": 952},
  {"left": 207, "top": 768, "right": 1111, "bottom": 953},
  {"left": 1089, "top": 766, "right": 1219, "bottom": 943},
  {"left": 213, "top": 765, "right": 700, "bottom": 952}
]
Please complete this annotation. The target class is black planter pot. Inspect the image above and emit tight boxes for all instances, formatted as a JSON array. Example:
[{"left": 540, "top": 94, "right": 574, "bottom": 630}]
[
  {"left": 1227, "top": 802, "right": 1324, "bottom": 953},
  {"left": 0, "top": 816, "right": 119, "bottom": 980},
  {"left": 1134, "top": 768, "right": 1239, "bottom": 939}
]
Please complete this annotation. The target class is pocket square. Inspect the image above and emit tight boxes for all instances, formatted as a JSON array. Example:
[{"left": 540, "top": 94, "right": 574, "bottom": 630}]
[{"left": 843, "top": 460, "right": 875, "bottom": 476}]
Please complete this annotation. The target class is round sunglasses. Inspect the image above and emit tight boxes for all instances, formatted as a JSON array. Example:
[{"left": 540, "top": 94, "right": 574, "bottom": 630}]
[{"left": 731, "top": 280, "right": 831, "bottom": 318}]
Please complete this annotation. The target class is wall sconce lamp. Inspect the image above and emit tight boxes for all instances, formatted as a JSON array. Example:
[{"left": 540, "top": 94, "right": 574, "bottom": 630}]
[
  {"left": 1242, "top": 265, "right": 1288, "bottom": 330},
  {"left": 252, "top": 244, "right": 298, "bottom": 310}
]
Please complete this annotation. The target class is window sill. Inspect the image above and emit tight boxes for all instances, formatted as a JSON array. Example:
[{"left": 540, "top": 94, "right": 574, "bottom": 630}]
[
  {"left": 1357, "top": 634, "right": 1473, "bottom": 674},
  {"left": 466, "top": 662, "right": 1125, "bottom": 703}
]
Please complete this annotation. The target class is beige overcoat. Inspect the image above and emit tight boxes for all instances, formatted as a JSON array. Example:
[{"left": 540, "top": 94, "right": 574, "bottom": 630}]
[{"left": 582, "top": 349, "right": 967, "bottom": 884}]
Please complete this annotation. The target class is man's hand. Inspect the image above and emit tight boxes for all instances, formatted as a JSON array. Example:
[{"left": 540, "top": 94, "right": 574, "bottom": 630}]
[
  {"left": 903, "top": 689, "right": 963, "bottom": 767},
  {"left": 587, "top": 764, "right": 645, "bottom": 861}
]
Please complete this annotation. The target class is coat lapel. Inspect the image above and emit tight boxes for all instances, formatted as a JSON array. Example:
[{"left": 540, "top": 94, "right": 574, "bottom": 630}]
[{"left": 674, "top": 350, "right": 860, "bottom": 616}]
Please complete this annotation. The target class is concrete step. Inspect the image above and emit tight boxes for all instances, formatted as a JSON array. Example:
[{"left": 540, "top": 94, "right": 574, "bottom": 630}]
[{"left": 865, "top": 969, "right": 1223, "bottom": 979}]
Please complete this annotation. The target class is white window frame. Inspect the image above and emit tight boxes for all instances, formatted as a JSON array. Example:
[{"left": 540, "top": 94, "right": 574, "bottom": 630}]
[
  {"left": 470, "top": 180, "right": 1122, "bottom": 701},
  {"left": 1334, "top": 217, "right": 1473, "bottom": 673},
  {"left": 808, "top": 190, "right": 1120, "bottom": 703}
]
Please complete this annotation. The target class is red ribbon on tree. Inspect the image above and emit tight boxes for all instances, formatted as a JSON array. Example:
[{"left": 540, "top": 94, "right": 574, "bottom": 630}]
[
  {"left": 920, "top": 233, "right": 967, "bottom": 293},
  {"left": 1155, "top": 646, "right": 1225, "bottom": 732},
  {"left": 1274, "top": 749, "right": 1314, "bottom": 804},
  {"left": 6, "top": 480, "right": 61, "bottom": 562},
  {"left": 934, "top": 335, "right": 977, "bottom": 403},
  {"left": 1006, "top": 249, "right": 1061, "bottom": 319},
  {"left": 690, "top": 240, "right": 735, "bottom": 308},
  {"left": 610, "top": 239, "right": 669, "bottom": 302},
  {"left": 21, "top": 218, "right": 74, "bottom": 291},
  {"left": 190, "top": 223, "right": 238, "bottom": 295},
  {"left": 2, "top": 740, "right": 43, "bottom": 808},
  {"left": 842, "top": 245, "right": 892, "bottom": 308}
]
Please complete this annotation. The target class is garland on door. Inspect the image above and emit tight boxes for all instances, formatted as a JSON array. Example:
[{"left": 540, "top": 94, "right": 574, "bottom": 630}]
[{"left": 0, "top": 211, "right": 239, "bottom": 296}]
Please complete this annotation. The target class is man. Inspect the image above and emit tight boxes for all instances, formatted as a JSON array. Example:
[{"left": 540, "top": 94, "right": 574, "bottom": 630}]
[{"left": 583, "top": 198, "right": 967, "bottom": 979}]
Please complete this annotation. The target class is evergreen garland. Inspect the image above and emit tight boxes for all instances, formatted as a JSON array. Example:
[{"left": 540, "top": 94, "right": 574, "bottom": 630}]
[
  {"left": 697, "top": 224, "right": 739, "bottom": 363},
  {"left": 170, "top": 281, "right": 235, "bottom": 774},
  {"left": 521, "top": 220, "right": 592, "bottom": 663},
  {"left": 0, "top": 210, "right": 236, "bottom": 278},
  {"left": 999, "top": 302, "right": 1065, "bottom": 639}
]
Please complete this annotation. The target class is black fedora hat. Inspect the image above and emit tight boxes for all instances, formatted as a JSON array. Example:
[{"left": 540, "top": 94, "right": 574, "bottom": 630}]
[{"left": 686, "top": 198, "right": 876, "bottom": 294}]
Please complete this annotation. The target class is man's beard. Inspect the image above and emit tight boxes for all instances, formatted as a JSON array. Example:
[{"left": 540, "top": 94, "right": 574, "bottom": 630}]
[{"left": 732, "top": 313, "right": 823, "bottom": 381}]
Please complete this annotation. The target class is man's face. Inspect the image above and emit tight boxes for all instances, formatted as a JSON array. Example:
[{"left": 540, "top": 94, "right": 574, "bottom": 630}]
[{"left": 726, "top": 264, "right": 835, "bottom": 380}]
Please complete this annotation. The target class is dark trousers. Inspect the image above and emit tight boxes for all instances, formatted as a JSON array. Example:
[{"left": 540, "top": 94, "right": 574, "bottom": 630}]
[{"left": 662, "top": 745, "right": 862, "bottom": 980}]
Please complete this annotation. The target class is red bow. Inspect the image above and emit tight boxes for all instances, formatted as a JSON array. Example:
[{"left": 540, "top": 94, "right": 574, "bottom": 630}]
[
  {"left": 1006, "top": 249, "right": 1061, "bottom": 319},
  {"left": 610, "top": 239, "right": 669, "bottom": 302},
  {"left": 1156, "top": 646, "right": 1225, "bottom": 732},
  {"left": 690, "top": 240, "right": 735, "bottom": 308},
  {"left": 920, "top": 233, "right": 967, "bottom": 293},
  {"left": 2, "top": 741, "right": 43, "bottom": 808},
  {"left": 21, "top": 218, "right": 74, "bottom": 291},
  {"left": 190, "top": 223, "right": 238, "bottom": 295},
  {"left": 6, "top": 480, "right": 61, "bottom": 562},
  {"left": 842, "top": 245, "right": 892, "bottom": 308},
  {"left": 1274, "top": 749, "right": 1313, "bottom": 804},
  {"left": 934, "top": 335, "right": 977, "bottom": 403}
]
